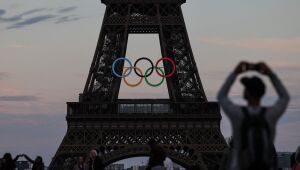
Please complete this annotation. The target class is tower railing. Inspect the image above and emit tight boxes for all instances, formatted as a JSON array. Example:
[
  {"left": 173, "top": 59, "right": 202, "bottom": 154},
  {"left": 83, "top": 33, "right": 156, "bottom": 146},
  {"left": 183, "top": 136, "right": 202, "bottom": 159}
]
[
  {"left": 101, "top": 0, "right": 186, "bottom": 4},
  {"left": 67, "top": 99, "right": 220, "bottom": 118}
]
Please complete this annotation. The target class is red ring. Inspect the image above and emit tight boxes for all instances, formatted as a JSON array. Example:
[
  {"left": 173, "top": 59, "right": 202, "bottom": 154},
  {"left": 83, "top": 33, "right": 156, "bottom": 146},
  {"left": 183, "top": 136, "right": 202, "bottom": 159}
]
[{"left": 155, "top": 57, "right": 176, "bottom": 78}]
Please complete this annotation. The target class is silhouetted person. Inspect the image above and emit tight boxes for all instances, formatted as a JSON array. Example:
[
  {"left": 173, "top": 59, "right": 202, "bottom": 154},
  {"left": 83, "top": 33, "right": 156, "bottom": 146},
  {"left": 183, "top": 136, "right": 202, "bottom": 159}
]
[
  {"left": 146, "top": 139, "right": 167, "bottom": 170},
  {"left": 23, "top": 154, "right": 44, "bottom": 170},
  {"left": 218, "top": 62, "right": 290, "bottom": 170},
  {"left": 73, "top": 156, "right": 87, "bottom": 170},
  {"left": 291, "top": 153, "right": 297, "bottom": 169},
  {"left": 0, "top": 153, "right": 21, "bottom": 170},
  {"left": 88, "top": 150, "right": 104, "bottom": 170},
  {"left": 293, "top": 146, "right": 300, "bottom": 170}
]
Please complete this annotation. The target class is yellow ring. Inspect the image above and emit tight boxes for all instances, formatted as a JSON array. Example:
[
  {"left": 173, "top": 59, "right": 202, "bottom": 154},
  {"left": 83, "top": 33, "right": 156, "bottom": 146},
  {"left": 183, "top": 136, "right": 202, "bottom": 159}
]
[{"left": 123, "top": 67, "right": 143, "bottom": 87}]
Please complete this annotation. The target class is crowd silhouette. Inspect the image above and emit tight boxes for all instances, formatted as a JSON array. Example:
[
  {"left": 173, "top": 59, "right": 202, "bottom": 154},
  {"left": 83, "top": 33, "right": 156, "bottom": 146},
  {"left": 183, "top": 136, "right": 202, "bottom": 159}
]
[
  {"left": 0, "top": 153, "right": 44, "bottom": 170},
  {"left": 0, "top": 61, "right": 299, "bottom": 170}
]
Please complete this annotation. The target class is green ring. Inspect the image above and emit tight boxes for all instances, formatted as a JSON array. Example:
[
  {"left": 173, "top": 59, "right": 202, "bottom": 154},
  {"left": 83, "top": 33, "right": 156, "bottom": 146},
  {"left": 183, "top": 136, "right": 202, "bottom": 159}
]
[{"left": 144, "top": 67, "right": 165, "bottom": 87}]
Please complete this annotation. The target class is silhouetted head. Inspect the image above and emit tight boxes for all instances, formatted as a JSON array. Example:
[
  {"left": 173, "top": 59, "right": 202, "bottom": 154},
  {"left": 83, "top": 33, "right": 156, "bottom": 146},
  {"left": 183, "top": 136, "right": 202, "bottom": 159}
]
[
  {"left": 290, "top": 153, "right": 296, "bottom": 168},
  {"left": 149, "top": 145, "right": 166, "bottom": 166},
  {"left": 35, "top": 156, "right": 43, "bottom": 164},
  {"left": 78, "top": 156, "right": 84, "bottom": 164},
  {"left": 3, "top": 153, "right": 13, "bottom": 161},
  {"left": 90, "top": 149, "right": 98, "bottom": 160},
  {"left": 148, "top": 139, "right": 157, "bottom": 149},
  {"left": 241, "top": 76, "right": 265, "bottom": 104}
]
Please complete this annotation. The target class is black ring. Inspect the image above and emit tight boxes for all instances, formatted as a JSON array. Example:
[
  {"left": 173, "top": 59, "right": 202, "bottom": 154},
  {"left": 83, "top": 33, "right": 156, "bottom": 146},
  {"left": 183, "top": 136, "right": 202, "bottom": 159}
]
[{"left": 134, "top": 57, "right": 154, "bottom": 78}]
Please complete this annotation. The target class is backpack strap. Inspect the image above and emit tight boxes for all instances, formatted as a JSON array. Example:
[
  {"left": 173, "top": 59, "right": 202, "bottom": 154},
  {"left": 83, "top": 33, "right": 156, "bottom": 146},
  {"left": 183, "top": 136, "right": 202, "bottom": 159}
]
[
  {"left": 241, "top": 106, "right": 250, "bottom": 118},
  {"left": 259, "top": 107, "right": 271, "bottom": 136},
  {"left": 241, "top": 106, "right": 249, "bottom": 149},
  {"left": 240, "top": 106, "right": 267, "bottom": 149}
]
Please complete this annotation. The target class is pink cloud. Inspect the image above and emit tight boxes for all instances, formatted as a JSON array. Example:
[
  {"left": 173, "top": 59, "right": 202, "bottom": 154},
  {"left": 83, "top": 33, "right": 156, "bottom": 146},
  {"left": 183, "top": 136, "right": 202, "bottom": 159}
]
[
  {"left": 268, "top": 61, "right": 300, "bottom": 70},
  {"left": 7, "top": 44, "right": 31, "bottom": 49},
  {"left": 0, "top": 72, "right": 10, "bottom": 80},
  {"left": 200, "top": 37, "right": 300, "bottom": 53},
  {"left": 0, "top": 85, "right": 20, "bottom": 96}
]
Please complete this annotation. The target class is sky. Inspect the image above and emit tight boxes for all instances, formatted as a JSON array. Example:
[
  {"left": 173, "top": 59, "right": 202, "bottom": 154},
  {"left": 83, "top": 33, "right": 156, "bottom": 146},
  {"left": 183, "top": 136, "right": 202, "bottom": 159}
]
[{"left": 1, "top": 0, "right": 300, "bottom": 166}]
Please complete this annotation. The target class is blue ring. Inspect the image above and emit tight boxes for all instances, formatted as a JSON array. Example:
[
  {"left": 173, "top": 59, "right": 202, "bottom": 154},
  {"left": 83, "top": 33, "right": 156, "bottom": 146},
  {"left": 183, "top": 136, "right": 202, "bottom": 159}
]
[{"left": 112, "top": 57, "right": 133, "bottom": 78}]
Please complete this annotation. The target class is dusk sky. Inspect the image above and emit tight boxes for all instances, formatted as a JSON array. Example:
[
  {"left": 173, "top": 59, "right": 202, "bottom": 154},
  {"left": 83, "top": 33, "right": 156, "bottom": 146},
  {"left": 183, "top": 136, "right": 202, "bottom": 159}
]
[{"left": 1, "top": 0, "right": 300, "bottom": 166}]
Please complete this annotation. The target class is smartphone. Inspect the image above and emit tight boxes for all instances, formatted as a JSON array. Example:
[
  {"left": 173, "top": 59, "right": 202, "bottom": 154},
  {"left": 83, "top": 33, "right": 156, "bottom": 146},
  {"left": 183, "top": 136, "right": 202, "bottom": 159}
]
[{"left": 247, "top": 63, "right": 261, "bottom": 71}]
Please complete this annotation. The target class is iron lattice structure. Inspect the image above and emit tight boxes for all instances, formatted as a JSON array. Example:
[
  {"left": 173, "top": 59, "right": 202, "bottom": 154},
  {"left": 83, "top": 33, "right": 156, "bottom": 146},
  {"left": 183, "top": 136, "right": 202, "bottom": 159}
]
[{"left": 49, "top": 0, "right": 227, "bottom": 169}]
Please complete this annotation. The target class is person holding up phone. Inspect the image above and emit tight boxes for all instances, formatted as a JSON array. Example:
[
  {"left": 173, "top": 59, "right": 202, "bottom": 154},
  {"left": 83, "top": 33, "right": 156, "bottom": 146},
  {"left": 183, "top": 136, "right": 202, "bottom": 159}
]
[
  {"left": 22, "top": 154, "right": 45, "bottom": 170},
  {"left": 217, "top": 61, "right": 290, "bottom": 170}
]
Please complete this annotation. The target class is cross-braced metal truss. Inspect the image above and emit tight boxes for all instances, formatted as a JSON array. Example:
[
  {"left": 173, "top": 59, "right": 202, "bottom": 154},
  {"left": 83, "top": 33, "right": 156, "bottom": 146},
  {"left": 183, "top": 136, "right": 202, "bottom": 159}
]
[
  {"left": 81, "top": 1, "right": 206, "bottom": 102},
  {"left": 49, "top": 0, "right": 227, "bottom": 169},
  {"left": 49, "top": 116, "right": 226, "bottom": 170}
]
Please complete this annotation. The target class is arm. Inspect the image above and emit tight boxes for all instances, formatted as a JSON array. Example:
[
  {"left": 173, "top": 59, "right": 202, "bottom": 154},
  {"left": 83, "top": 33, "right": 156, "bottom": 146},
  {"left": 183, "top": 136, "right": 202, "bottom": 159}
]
[
  {"left": 217, "top": 62, "right": 247, "bottom": 119},
  {"left": 23, "top": 154, "right": 35, "bottom": 164},
  {"left": 258, "top": 63, "right": 290, "bottom": 120},
  {"left": 217, "top": 72, "right": 240, "bottom": 118},
  {"left": 268, "top": 72, "right": 290, "bottom": 119},
  {"left": 13, "top": 155, "right": 21, "bottom": 162}
]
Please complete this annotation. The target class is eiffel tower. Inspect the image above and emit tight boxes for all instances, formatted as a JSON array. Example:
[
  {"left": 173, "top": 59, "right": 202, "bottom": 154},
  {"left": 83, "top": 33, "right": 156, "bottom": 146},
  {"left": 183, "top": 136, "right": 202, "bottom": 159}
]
[{"left": 49, "top": 0, "right": 227, "bottom": 169}]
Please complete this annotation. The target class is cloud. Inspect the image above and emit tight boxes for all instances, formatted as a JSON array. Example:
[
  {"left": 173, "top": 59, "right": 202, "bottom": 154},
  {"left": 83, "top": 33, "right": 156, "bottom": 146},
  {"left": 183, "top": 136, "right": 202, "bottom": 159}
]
[
  {"left": 7, "top": 15, "right": 56, "bottom": 29},
  {"left": 0, "top": 9, "right": 5, "bottom": 16},
  {"left": 58, "top": 6, "right": 77, "bottom": 13},
  {"left": 0, "top": 95, "right": 39, "bottom": 102},
  {"left": 0, "top": 72, "right": 9, "bottom": 80},
  {"left": 0, "top": 6, "right": 82, "bottom": 29},
  {"left": 55, "top": 15, "right": 80, "bottom": 24},
  {"left": 200, "top": 37, "right": 300, "bottom": 53},
  {"left": 20, "top": 8, "right": 46, "bottom": 16},
  {"left": 0, "top": 8, "right": 47, "bottom": 23}
]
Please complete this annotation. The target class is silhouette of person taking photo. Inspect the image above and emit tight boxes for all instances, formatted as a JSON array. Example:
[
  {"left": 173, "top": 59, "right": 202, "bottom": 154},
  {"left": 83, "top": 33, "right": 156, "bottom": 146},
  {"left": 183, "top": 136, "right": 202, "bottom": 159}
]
[
  {"left": 0, "top": 153, "right": 21, "bottom": 170},
  {"left": 146, "top": 139, "right": 168, "bottom": 170},
  {"left": 218, "top": 62, "right": 290, "bottom": 170},
  {"left": 23, "top": 154, "right": 44, "bottom": 170},
  {"left": 88, "top": 150, "right": 104, "bottom": 170},
  {"left": 73, "top": 156, "right": 87, "bottom": 170}
]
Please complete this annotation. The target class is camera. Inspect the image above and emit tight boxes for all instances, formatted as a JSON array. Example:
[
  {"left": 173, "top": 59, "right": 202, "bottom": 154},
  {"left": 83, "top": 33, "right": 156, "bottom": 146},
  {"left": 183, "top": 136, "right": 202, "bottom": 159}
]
[{"left": 244, "top": 63, "right": 261, "bottom": 71}]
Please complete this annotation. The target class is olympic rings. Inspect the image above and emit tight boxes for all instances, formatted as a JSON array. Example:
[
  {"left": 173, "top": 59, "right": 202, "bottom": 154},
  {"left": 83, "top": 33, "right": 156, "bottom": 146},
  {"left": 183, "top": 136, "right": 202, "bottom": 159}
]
[
  {"left": 111, "top": 57, "right": 176, "bottom": 87},
  {"left": 112, "top": 57, "right": 132, "bottom": 78},
  {"left": 155, "top": 57, "right": 176, "bottom": 78},
  {"left": 134, "top": 57, "right": 154, "bottom": 78},
  {"left": 144, "top": 67, "right": 165, "bottom": 87},
  {"left": 123, "top": 67, "right": 143, "bottom": 87}
]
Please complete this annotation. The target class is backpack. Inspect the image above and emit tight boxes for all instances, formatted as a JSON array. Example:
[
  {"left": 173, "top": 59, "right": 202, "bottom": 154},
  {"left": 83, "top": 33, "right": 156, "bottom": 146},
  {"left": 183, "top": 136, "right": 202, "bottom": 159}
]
[{"left": 240, "top": 107, "right": 274, "bottom": 170}]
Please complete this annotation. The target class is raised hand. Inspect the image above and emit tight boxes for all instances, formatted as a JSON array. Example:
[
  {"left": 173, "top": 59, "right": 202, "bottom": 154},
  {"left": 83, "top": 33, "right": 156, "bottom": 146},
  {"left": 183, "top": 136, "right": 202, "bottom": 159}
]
[
  {"left": 257, "top": 62, "right": 273, "bottom": 76},
  {"left": 234, "top": 61, "right": 249, "bottom": 74}
]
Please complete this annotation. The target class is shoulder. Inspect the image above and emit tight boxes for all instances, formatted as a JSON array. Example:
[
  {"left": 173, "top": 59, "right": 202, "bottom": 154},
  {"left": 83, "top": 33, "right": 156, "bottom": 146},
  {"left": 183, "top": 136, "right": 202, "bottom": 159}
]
[
  {"left": 164, "top": 157, "right": 173, "bottom": 164},
  {"left": 165, "top": 157, "right": 172, "bottom": 161},
  {"left": 264, "top": 106, "right": 280, "bottom": 121}
]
